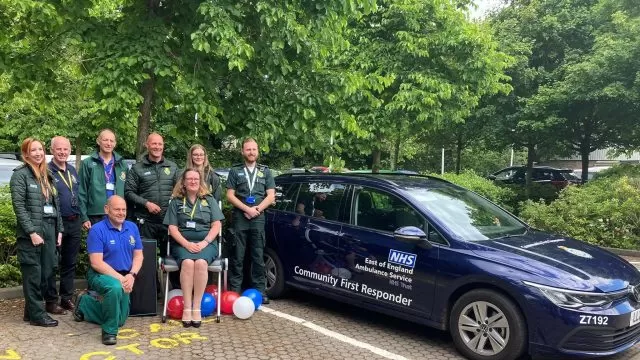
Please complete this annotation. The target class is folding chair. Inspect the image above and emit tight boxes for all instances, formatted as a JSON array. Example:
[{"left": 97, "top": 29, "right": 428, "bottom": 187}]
[{"left": 160, "top": 200, "right": 228, "bottom": 323}]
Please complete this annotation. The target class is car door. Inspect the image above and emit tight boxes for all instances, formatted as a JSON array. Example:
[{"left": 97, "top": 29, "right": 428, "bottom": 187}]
[
  {"left": 338, "top": 185, "right": 438, "bottom": 317},
  {"left": 271, "top": 179, "right": 348, "bottom": 293}
]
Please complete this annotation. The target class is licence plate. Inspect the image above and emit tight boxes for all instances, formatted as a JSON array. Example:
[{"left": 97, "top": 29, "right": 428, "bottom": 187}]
[{"left": 630, "top": 309, "right": 640, "bottom": 327}]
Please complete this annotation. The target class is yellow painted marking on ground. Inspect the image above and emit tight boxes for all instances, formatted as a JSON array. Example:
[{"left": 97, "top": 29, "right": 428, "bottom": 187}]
[
  {"left": 0, "top": 349, "right": 21, "bottom": 360},
  {"left": 79, "top": 351, "right": 115, "bottom": 360}
]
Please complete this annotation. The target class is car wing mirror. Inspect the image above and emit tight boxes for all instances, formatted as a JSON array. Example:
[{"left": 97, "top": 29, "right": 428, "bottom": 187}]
[{"left": 394, "top": 226, "right": 431, "bottom": 248}]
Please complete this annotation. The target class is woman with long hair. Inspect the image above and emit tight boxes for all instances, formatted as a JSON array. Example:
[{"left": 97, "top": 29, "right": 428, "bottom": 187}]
[
  {"left": 163, "top": 168, "right": 224, "bottom": 327},
  {"left": 185, "top": 144, "right": 222, "bottom": 202},
  {"left": 10, "top": 138, "right": 63, "bottom": 327}
]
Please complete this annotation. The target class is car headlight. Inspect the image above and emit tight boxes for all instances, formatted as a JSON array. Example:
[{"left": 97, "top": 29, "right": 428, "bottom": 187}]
[{"left": 524, "top": 281, "right": 629, "bottom": 309}]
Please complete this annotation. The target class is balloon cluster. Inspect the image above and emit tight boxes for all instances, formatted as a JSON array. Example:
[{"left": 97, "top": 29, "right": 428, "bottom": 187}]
[{"left": 166, "top": 286, "right": 264, "bottom": 320}]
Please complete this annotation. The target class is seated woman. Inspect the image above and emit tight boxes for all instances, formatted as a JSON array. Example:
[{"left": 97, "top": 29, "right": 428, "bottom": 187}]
[{"left": 163, "top": 168, "right": 224, "bottom": 327}]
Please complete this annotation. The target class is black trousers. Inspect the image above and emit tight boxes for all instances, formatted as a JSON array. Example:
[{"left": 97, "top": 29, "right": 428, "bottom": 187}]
[
  {"left": 57, "top": 217, "right": 82, "bottom": 301},
  {"left": 138, "top": 220, "right": 178, "bottom": 288}
]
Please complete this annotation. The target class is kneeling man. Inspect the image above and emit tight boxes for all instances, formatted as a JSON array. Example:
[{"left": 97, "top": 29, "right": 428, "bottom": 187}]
[{"left": 73, "top": 195, "right": 143, "bottom": 345}]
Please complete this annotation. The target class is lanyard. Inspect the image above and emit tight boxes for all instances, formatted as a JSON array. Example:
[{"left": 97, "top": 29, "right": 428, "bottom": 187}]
[
  {"left": 41, "top": 179, "right": 50, "bottom": 203},
  {"left": 243, "top": 167, "right": 258, "bottom": 195},
  {"left": 103, "top": 159, "right": 114, "bottom": 183},
  {"left": 58, "top": 169, "right": 74, "bottom": 193},
  {"left": 183, "top": 198, "right": 198, "bottom": 220}
]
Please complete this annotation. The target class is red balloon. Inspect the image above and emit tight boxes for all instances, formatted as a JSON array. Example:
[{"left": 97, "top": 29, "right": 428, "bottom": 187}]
[
  {"left": 220, "top": 291, "right": 240, "bottom": 314},
  {"left": 205, "top": 284, "right": 218, "bottom": 297},
  {"left": 167, "top": 295, "right": 184, "bottom": 319}
]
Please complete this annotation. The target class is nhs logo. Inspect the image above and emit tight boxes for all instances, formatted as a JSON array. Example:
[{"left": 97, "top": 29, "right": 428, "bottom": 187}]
[{"left": 388, "top": 249, "right": 417, "bottom": 268}]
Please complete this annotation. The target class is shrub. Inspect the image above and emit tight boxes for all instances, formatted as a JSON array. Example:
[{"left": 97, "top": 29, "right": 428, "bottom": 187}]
[
  {"left": 432, "top": 170, "right": 516, "bottom": 210},
  {"left": 520, "top": 177, "right": 640, "bottom": 250},
  {"left": 593, "top": 163, "right": 640, "bottom": 180}
]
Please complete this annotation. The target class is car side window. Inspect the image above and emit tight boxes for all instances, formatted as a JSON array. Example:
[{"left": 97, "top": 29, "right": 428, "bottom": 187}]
[
  {"left": 296, "top": 182, "right": 346, "bottom": 222},
  {"left": 274, "top": 183, "right": 300, "bottom": 212},
  {"left": 494, "top": 169, "right": 514, "bottom": 180},
  {"left": 354, "top": 187, "right": 424, "bottom": 232}
]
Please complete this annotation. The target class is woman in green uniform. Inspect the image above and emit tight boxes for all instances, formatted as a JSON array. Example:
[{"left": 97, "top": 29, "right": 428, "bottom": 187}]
[
  {"left": 164, "top": 168, "right": 223, "bottom": 328},
  {"left": 10, "top": 138, "right": 63, "bottom": 327},
  {"left": 185, "top": 144, "right": 222, "bottom": 202}
]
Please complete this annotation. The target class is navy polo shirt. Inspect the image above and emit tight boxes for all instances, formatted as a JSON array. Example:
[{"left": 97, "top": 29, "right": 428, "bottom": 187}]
[
  {"left": 87, "top": 219, "right": 143, "bottom": 272},
  {"left": 49, "top": 161, "right": 80, "bottom": 217}
]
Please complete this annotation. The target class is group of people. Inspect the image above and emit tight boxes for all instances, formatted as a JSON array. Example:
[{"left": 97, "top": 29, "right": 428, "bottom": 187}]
[{"left": 9, "top": 130, "right": 275, "bottom": 345}]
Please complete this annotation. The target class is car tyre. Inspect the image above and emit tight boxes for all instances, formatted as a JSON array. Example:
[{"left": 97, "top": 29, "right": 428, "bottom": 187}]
[
  {"left": 264, "top": 247, "right": 286, "bottom": 298},
  {"left": 449, "top": 289, "right": 527, "bottom": 360}
]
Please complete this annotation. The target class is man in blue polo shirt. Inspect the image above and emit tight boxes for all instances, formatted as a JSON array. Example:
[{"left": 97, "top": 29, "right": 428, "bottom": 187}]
[{"left": 73, "top": 195, "right": 143, "bottom": 345}]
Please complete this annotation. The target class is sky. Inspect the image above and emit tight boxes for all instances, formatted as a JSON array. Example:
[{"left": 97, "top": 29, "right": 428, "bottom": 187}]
[{"left": 470, "top": 0, "right": 506, "bottom": 19}]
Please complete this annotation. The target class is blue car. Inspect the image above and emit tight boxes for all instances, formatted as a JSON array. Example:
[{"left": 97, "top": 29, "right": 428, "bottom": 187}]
[{"left": 263, "top": 173, "right": 640, "bottom": 360}]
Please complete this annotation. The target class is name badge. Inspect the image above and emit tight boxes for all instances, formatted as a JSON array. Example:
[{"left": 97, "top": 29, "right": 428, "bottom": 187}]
[
  {"left": 106, "top": 182, "right": 115, "bottom": 190},
  {"left": 186, "top": 221, "right": 196, "bottom": 229},
  {"left": 246, "top": 195, "right": 256, "bottom": 204},
  {"left": 44, "top": 205, "right": 54, "bottom": 214}
]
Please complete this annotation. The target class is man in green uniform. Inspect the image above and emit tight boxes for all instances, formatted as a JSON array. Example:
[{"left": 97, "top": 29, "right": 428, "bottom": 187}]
[
  {"left": 125, "top": 132, "right": 178, "bottom": 257},
  {"left": 226, "top": 138, "right": 276, "bottom": 303},
  {"left": 73, "top": 195, "right": 143, "bottom": 345},
  {"left": 78, "top": 129, "right": 128, "bottom": 229}
]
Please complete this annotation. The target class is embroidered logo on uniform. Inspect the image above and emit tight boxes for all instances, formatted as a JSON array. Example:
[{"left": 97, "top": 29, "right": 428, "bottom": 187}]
[
  {"left": 144, "top": 171, "right": 151, "bottom": 176},
  {"left": 238, "top": 173, "right": 245, "bottom": 177},
  {"left": 72, "top": 175, "right": 77, "bottom": 183},
  {"left": 29, "top": 184, "right": 38, "bottom": 189},
  {"left": 201, "top": 199, "right": 208, "bottom": 207},
  {"left": 164, "top": 168, "right": 171, "bottom": 175},
  {"left": 129, "top": 235, "right": 135, "bottom": 246},
  {"left": 120, "top": 172, "right": 126, "bottom": 181},
  {"left": 109, "top": 239, "right": 116, "bottom": 245},
  {"left": 257, "top": 171, "right": 264, "bottom": 178}
]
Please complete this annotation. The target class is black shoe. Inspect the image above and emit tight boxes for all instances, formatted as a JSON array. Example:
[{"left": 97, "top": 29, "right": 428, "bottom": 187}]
[
  {"left": 191, "top": 309, "right": 201, "bottom": 328},
  {"left": 60, "top": 298, "right": 75, "bottom": 311},
  {"left": 23, "top": 309, "right": 29, "bottom": 322},
  {"left": 102, "top": 331, "right": 117, "bottom": 345},
  {"left": 30, "top": 316, "right": 58, "bottom": 327},
  {"left": 262, "top": 294, "right": 270, "bottom": 305},
  {"left": 45, "top": 303, "right": 67, "bottom": 315},
  {"left": 72, "top": 293, "right": 85, "bottom": 322}
]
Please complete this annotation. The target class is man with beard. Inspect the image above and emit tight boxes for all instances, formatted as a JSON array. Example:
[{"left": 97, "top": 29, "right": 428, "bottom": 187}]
[{"left": 226, "top": 138, "right": 275, "bottom": 303}]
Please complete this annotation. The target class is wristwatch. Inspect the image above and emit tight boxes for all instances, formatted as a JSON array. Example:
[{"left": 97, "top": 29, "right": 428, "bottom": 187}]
[{"left": 128, "top": 271, "right": 138, "bottom": 279}]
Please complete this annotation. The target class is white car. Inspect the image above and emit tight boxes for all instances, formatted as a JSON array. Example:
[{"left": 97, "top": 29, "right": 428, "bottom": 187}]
[
  {"left": 0, "top": 159, "right": 23, "bottom": 186},
  {"left": 573, "top": 166, "right": 611, "bottom": 181}
]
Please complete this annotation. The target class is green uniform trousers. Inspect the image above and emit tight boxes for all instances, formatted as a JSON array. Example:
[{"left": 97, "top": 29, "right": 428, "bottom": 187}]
[
  {"left": 229, "top": 227, "right": 266, "bottom": 293},
  {"left": 79, "top": 268, "right": 130, "bottom": 335},
  {"left": 18, "top": 218, "right": 57, "bottom": 321}
]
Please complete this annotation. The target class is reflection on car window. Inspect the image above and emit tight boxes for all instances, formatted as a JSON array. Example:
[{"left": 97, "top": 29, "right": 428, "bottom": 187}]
[
  {"left": 274, "top": 183, "right": 300, "bottom": 212},
  {"left": 354, "top": 187, "right": 424, "bottom": 232},
  {"left": 296, "top": 182, "right": 345, "bottom": 221},
  {"left": 407, "top": 185, "right": 526, "bottom": 241}
]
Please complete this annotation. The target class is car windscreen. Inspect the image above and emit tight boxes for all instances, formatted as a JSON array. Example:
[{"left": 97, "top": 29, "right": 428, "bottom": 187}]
[
  {"left": 405, "top": 185, "right": 526, "bottom": 241},
  {"left": 0, "top": 165, "right": 16, "bottom": 185}
]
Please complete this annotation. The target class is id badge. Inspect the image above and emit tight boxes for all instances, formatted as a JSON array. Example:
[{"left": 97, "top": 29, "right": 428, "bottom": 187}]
[
  {"left": 71, "top": 195, "right": 79, "bottom": 208},
  {"left": 106, "top": 182, "right": 115, "bottom": 191},
  {"left": 44, "top": 205, "right": 54, "bottom": 214},
  {"left": 186, "top": 221, "right": 196, "bottom": 229},
  {"left": 246, "top": 195, "right": 256, "bottom": 204}
]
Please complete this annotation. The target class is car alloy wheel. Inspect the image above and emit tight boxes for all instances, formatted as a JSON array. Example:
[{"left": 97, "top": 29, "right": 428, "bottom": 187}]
[
  {"left": 264, "top": 253, "right": 277, "bottom": 292},
  {"left": 457, "top": 300, "right": 510, "bottom": 356}
]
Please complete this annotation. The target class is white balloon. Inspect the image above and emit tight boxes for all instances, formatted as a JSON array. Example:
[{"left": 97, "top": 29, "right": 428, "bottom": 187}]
[
  {"left": 233, "top": 296, "right": 256, "bottom": 319},
  {"left": 167, "top": 289, "right": 183, "bottom": 301}
]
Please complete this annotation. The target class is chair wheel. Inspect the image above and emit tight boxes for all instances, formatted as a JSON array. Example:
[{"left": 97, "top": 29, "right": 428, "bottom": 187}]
[{"left": 162, "top": 315, "right": 167, "bottom": 323}]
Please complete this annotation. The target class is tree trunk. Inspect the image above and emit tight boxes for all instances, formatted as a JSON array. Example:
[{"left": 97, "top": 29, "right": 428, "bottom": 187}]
[
  {"left": 391, "top": 136, "right": 401, "bottom": 171},
  {"left": 525, "top": 144, "right": 536, "bottom": 199},
  {"left": 372, "top": 148, "right": 381, "bottom": 173},
  {"left": 580, "top": 143, "right": 590, "bottom": 183},
  {"left": 75, "top": 137, "right": 82, "bottom": 170},
  {"left": 136, "top": 74, "right": 155, "bottom": 160}
]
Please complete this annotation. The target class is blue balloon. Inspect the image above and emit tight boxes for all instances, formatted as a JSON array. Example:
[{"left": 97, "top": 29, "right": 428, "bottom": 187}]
[
  {"left": 242, "top": 289, "right": 263, "bottom": 310},
  {"left": 201, "top": 292, "right": 216, "bottom": 317}
]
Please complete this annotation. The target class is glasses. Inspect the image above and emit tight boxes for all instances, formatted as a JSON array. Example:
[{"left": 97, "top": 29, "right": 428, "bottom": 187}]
[
  {"left": 192, "top": 153, "right": 205, "bottom": 157},
  {"left": 185, "top": 178, "right": 200, "bottom": 182}
]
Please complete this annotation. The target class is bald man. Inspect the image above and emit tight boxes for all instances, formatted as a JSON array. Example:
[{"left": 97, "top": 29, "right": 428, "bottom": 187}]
[
  {"left": 125, "top": 133, "right": 178, "bottom": 258},
  {"left": 48, "top": 136, "right": 81, "bottom": 313},
  {"left": 78, "top": 129, "right": 128, "bottom": 230},
  {"left": 73, "top": 195, "right": 143, "bottom": 346}
]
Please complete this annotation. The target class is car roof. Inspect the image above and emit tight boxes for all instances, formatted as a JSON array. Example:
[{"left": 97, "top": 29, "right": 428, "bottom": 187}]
[
  {"left": 495, "top": 165, "right": 572, "bottom": 172},
  {"left": 0, "top": 159, "right": 23, "bottom": 166},
  {"left": 275, "top": 172, "right": 453, "bottom": 190}
]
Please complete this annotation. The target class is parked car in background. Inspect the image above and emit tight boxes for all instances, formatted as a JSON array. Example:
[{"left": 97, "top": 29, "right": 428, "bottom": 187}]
[
  {"left": 347, "top": 169, "right": 419, "bottom": 175},
  {"left": 0, "top": 159, "right": 23, "bottom": 186},
  {"left": 264, "top": 173, "right": 640, "bottom": 360},
  {"left": 0, "top": 152, "right": 20, "bottom": 161},
  {"left": 489, "top": 166, "right": 581, "bottom": 188},
  {"left": 573, "top": 166, "right": 611, "bottom": 182}
]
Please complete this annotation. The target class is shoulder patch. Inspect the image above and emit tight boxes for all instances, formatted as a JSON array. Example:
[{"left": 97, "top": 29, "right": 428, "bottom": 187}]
[
  {"left": 120, "top": 171, "right": 126, "bottom": 181},
  {"left": 164, "top": 167, "right": 171, "bottom": 175}
]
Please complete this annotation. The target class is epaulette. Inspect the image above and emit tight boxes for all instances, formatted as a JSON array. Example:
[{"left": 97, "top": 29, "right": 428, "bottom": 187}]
[{"left": 257, "top": 163, "right": 269, "bottom": 171}]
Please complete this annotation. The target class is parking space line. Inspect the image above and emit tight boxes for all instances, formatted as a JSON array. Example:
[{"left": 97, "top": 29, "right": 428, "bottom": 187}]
[{"left": 260, "top": 306, "right": 411, "bottom": 360}]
